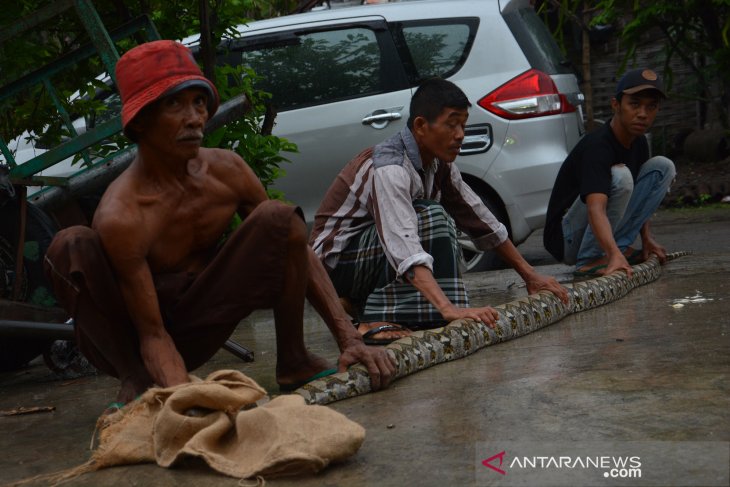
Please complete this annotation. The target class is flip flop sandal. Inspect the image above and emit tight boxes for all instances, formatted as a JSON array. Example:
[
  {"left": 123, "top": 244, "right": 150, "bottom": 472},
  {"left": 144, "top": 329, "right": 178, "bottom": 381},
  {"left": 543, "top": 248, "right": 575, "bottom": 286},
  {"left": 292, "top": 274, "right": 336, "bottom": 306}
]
[
  {"left": 573, "top": 264, "right": 607, "bottom": 278},
  {"left": 360, "top": 323, "right": 408, "bottom": 346},
  {"left": 278, "top": 367, "right": 338, "bottom": 392},
  {"left": 102, "top": 394, "right": 142, "bottom": 416}
]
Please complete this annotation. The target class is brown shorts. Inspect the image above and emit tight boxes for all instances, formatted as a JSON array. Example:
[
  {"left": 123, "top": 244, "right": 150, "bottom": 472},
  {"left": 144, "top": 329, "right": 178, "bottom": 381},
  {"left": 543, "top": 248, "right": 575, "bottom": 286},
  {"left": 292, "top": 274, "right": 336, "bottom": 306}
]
[{"left": 44, "top": 200, "right": 300, "bottom": 376}]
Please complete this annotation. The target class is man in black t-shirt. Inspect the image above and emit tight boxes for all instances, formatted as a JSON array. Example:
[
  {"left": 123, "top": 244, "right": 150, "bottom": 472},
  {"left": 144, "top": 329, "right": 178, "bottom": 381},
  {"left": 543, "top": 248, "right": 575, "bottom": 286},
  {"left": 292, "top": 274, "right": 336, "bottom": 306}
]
[{"left": 543, "top": 68, "right": 676, "bottom": 277}]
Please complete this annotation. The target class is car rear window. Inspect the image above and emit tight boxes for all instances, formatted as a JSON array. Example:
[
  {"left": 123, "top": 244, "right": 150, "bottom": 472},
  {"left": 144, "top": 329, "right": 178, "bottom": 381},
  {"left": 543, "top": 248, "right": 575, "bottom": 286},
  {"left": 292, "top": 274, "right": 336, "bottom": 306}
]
[
  {"left": 224, "top": 27, "right": 386, "bottom": 111},
  {"left": 503, "top": 7, "right": 573, "bottom": 75},
  {"left": 393, "top": 18, "right": 478, "bottom": 84}
]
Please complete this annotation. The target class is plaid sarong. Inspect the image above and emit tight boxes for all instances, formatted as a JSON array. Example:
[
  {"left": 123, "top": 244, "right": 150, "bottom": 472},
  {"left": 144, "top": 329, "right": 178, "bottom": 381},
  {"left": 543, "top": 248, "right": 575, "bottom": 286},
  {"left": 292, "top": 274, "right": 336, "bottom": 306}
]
[{"left": 329, "top": 200, "right": 468, "bottom": 329}]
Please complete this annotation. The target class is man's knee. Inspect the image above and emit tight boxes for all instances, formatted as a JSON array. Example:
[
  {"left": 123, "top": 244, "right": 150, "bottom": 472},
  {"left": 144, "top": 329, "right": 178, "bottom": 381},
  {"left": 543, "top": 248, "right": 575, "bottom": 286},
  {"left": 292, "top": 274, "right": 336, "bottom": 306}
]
[
  {"left": 415, "top": 201, "right": 451, "bottom": 228},
  {"left": 46, "top": 226, "right": 100, "bottom": 269},
  {"left": 278, "top": 203, "right": 307, "bottom": 248},
  {"left": 287, "top": 208, "right": 308, "bottom": 245},
  {"left": 44, "top": 226, "right": 103, "bottom": 313},
  {"left": 610, "top": 165, "right": 634, "bottom": 199},
  {"left": 643, "top": 155, "right": 676, "bottom": 181},
  {"left": 246, "top": 200, "right": 307, "bottom": 251},
  {"left": 48, "top": 225, "right": 97, "bottom": 249}
]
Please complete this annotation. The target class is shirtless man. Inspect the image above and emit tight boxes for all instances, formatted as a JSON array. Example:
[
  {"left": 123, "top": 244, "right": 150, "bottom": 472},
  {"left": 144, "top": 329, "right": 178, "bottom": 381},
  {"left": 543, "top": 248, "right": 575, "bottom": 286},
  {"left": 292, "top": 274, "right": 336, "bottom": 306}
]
[{"left": 44, "top": 40, "right": 394, "bottom": 404}]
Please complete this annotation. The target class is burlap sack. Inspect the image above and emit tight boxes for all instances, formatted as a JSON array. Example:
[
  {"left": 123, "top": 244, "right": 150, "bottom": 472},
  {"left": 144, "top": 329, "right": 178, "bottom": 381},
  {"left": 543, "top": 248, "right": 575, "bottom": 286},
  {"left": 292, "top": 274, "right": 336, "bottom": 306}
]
[
  {"left": 13, "top": 370, "right": 365, "bottom": 485},
  {"left": 151, "top": 371, "right": 365, "bottom": 477}
]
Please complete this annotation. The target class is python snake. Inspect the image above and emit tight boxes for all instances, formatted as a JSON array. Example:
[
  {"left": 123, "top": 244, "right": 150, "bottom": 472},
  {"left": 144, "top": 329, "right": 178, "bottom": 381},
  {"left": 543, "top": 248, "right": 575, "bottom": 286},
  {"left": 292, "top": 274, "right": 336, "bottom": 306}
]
[{"left": 295, "top": 252, "right": 690, "bottom": 405}]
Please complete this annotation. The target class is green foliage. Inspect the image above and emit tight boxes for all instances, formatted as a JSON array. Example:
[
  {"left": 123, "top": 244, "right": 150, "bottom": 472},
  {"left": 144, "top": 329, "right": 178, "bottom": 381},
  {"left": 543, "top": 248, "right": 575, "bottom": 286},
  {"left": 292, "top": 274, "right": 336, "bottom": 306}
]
[
  {"left": 0, "top": 2, "right": 110, "bottom": 146},
  {"left": 205, "top": 63, "right": 297, "bottom": 196},
  {"left": 591, "top": 0, "right": 730, "bottom": 127},
  {"left": 669, "top": 190, "right": 722, "bottom": 208},
  {"left": 535, "top": 0, "right": 585, "bottom": 55},
  {"left": 532, "top": 0, "right": 730, "bottom": 128},
  {"left": 2, "top": 0, "right": 298, "bottom": 191}
]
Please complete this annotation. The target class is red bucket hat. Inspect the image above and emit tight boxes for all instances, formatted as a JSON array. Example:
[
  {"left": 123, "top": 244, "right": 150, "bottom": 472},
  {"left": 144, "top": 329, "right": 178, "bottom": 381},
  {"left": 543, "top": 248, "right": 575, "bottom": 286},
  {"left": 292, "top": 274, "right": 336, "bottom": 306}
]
[{"left": 116, "top": 40, "right": 220, "bottom": 136}]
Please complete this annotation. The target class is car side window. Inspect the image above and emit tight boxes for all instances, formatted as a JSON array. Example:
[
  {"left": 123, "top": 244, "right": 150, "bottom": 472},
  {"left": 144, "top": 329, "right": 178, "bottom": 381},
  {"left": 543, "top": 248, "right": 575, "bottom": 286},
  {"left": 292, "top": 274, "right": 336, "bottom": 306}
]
[
  {"left": 226, "top": 27, "right": 387, "bottom": 111},
  {"left": 503, "top": 8, "right": 574, "bottom": 75},
  {"left": 396, "top": 19, "right": 478, "bottom": 83}
]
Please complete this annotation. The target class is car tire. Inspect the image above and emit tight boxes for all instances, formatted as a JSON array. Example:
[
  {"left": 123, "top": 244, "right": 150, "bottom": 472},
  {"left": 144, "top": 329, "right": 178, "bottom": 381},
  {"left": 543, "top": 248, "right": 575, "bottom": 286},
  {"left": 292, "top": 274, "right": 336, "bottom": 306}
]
[
  {"left": 457, "top": 185, "right": 510, "bottom": 273},
  {"left": 0, "top": 200, "right": 59, "bottom": 371}
]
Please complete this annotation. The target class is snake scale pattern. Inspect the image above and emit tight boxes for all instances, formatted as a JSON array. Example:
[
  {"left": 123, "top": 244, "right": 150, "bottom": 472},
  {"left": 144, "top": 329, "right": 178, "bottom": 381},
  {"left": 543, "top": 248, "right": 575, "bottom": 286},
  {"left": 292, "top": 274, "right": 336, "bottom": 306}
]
[{"left": 295, "top": 252, "right": 690, "bottom": 405}]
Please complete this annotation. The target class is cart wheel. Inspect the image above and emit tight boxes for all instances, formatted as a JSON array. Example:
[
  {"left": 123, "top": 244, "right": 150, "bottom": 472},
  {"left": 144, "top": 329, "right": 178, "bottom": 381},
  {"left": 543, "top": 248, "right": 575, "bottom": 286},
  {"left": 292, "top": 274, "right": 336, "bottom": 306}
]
[{"left": 0, "top": 200, "right": 59, "bottom": 371}]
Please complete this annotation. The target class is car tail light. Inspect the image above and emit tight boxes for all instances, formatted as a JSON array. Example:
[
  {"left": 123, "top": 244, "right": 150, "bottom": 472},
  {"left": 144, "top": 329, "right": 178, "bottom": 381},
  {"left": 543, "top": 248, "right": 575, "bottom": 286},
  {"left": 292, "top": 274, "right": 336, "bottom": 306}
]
[{"left": 478, "top": 69, "right": 576, "bottom": 120}]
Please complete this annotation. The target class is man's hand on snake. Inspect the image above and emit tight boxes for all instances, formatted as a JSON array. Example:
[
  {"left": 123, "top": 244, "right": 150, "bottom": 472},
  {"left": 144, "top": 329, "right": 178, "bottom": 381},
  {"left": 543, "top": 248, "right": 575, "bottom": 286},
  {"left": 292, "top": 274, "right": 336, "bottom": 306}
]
[{"left": 525, "top": 273, "right": 569, "bottom": 304}]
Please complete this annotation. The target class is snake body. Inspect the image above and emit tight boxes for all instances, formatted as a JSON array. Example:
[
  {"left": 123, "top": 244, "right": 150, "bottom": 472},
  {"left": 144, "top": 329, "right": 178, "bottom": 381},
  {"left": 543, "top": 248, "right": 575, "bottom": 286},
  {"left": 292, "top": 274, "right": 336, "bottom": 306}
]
[{"left": 295, "top": 252, "right": 690, "bottom": 405}]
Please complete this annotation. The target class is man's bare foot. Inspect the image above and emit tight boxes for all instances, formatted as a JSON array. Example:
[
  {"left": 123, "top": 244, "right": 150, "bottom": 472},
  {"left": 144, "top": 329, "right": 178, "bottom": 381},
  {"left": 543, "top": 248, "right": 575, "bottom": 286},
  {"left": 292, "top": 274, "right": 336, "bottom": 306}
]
[
  {"left": 276, "top": 351, "right": 334, "bottom": 391},
  {"left": 115, "top": 376, "right": 152, "bottom": 404},
  {"left": 98, "top": 376, "right": 152, "bottom": 419},
  {"left": 356, "top": 322, "right": 411, "bottom": 345}
]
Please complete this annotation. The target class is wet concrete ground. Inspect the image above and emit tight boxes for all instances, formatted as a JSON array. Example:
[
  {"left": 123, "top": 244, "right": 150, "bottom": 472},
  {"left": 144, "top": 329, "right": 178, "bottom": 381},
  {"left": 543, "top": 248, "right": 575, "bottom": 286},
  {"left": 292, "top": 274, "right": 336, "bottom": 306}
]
[{"left": 1, "top": 206, "right": 728, "bottom": 486}]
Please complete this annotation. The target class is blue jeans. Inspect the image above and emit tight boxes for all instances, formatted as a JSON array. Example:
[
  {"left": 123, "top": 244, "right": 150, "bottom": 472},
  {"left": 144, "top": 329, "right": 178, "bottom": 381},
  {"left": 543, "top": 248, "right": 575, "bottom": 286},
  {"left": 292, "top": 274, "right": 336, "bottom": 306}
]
[{"left": 561, "top": 156, "right": 675, "bottom": 267}]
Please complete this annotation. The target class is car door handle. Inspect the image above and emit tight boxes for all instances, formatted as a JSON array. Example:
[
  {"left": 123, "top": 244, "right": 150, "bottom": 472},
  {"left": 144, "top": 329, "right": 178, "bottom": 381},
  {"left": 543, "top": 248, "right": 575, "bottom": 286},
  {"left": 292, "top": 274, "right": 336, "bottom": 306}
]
[
  {"left": 460, "top": 134, "right": 491, "bottom": 154},
  {"left": 460, "top": 124, "right": 493, "bottom": 155},
  {"left": 361, "top": 112, "right": 402, "bottom": 125}
]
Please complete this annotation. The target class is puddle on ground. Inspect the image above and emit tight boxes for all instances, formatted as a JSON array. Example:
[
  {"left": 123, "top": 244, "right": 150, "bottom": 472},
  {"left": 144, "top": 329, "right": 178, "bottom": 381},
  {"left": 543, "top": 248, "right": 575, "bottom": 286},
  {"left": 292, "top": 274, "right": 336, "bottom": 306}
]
[{"left": 670, "top": 290, "right": 716, "bottom": 308}]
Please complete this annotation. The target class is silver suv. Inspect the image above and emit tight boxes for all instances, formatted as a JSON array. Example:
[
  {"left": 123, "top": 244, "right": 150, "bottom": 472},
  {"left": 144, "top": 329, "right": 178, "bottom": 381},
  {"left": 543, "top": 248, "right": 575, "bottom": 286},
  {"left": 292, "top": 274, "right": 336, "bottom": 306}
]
[{"left": 219, "top": 0, "right": 584, "bottom": 270}]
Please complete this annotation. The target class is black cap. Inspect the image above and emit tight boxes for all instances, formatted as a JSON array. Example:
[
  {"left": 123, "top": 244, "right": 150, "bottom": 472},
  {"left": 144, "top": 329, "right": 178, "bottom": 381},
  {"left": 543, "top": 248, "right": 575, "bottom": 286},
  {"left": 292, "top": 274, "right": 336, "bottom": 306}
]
[{"left": 615, "top": 68, "right": 666, "bottom": 98}]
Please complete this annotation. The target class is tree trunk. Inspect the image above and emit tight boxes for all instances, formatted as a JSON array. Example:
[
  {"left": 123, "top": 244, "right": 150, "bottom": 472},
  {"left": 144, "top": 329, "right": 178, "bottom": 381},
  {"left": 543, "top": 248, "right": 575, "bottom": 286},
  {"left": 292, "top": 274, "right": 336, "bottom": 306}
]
[
  {"left": 198, "top": 0, "right": 216, "bottom": 82},
  {"left": 581, "top": 9, "right": 595, "bottom": 131}
]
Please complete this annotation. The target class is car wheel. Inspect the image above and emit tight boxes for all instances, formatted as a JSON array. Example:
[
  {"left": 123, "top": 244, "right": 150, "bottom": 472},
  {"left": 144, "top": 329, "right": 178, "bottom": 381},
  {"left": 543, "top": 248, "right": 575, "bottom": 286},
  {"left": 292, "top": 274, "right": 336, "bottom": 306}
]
[{"left": 457, "top": 188, "right": 510, "bottom": 273}]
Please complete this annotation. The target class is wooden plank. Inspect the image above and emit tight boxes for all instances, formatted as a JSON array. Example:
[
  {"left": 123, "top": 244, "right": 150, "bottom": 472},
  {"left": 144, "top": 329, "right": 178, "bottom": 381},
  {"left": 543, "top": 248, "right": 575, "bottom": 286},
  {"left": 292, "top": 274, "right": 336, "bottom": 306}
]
[{"left": 0, "top": 406, "right": 56, "bottom": 417}]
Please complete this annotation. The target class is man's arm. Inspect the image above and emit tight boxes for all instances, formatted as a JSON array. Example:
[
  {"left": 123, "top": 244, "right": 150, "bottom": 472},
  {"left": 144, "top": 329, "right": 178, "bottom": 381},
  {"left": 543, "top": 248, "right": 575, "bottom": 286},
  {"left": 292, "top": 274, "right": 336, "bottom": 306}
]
[
  {"left": 305, "top": 249, "right": 395, "bottom": 390},
  {"left": 95, "top": 216, "right": 189, "bottom": 388},
  {"left": 585, "top": 193, "right": 633, "bottom": 276},
  {"left": 231, "top": 153, "right": 269, "bottom": 217},
  {"left": 639, "top": 220, "right": 667, "bottom": 263},
  {"left": 406, "top": 265, "right": 500, "bottom": 326},
  {"left": 493, "top": 239, "right": 569, "bottom": 303},
  {"left": 442, "top": 164, "right": 568, "bottom": 303},
  {"left": 370, "top": 165, "right": 503, "bottom": 326},
  {"left": 228, "top": 152, "right": 396, "bottom": 390}
]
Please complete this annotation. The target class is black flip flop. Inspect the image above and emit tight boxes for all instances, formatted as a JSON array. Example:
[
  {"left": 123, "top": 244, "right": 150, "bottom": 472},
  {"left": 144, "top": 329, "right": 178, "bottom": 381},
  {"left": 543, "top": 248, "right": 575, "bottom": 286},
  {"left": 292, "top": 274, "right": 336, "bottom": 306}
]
[{"left": 360, "top": 323, "right": 408, "bottom": 346}]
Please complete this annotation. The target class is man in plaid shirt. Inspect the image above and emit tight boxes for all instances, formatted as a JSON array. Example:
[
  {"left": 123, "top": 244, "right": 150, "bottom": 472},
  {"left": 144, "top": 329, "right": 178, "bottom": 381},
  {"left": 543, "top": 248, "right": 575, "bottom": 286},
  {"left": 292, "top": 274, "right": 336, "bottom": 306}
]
[{"left": 311, "top": 78, "right": 568, "bottom": 345}]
